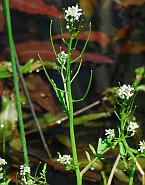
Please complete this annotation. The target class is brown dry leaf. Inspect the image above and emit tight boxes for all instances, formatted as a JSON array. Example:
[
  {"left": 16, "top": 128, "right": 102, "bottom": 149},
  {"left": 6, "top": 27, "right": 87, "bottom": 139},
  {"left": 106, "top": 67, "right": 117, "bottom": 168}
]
[
  {"left": 79, "top": 0, "right": 97, "bottom": 17},
  {"left": 113, "top": 22, "right": 132, "bottom": 41},
  {"left": 120, "top": 0, "right": 145, "bottom": 7},
  {"left": 25, "top": 74, "right": 58, "bottom": 114},
  {"left": 115, "top": 41, "right": 145, "bottom": 54}
]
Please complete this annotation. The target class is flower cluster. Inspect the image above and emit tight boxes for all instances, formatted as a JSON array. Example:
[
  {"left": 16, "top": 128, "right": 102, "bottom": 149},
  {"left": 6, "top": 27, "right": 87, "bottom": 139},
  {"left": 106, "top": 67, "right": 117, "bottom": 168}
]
[
  {"left": 127, "top": 121, "right": 139, "bottom": 136},
  {"left": 0, "top": 158, "right": 7, "bottom": 166},
  {"left": 105, "top": 129, "right": 115, "bottom": 138},
  {"left": 64, "top": 4, "right": 83, "bottom": 31},
  {"left": 138, "top": 140, "right": 145, "bottom": 153},
  {"left": 57, "top": 51, "right": 68, "bottom": 65},
  {"left": 57, "top": 153, "right": 72, "bottom": 165},
  {"left": 116, "top": 84, "right": 135, "bottom": 100},
  {"left": 65, "top": 4, "right": 82, "bottom": 22},
  {"left": 20, "top": 165, "right": 31, "bottom": 184},
  {"left": 20, "top": 165, "right": 31, "bottom": 176},
  {"left": 0, "top": 158, "right": 7, "bottom": 180}
]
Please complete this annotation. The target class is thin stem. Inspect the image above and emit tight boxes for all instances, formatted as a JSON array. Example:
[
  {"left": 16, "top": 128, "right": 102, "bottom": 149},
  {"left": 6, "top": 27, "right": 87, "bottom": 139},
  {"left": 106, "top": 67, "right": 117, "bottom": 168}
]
[
  {"left": 122, "top": 134, "right": 145, "bottom": 184},
  {"left": 3, "top": 0, "right": 29, "bottom": 166},
  {"left": 39, "top": 54, "right": 64, "bottom": 93},
  {"left": 66, "top": 32, "right": 82, "bottom": 185},
  {"left": 71, "top": 58, "right": 83, "bottom": 83},
  {"left": 107, "top": 154, "right": 121, "bottom": 185},
  {"left": 14, "top": 49, "right": 52, "bottom": 159},
  {"left": 81, "top": 157, "right": 98, "bottom": 176},
  {"left": 129, "top": 162, "right": 136, "bottom": 185},
  {"left": 59, "top": 18, "right": 68, "bottom": 45},
  {"left": 71, "top": 23, "right": 91, "bottom": 63},
  {"left": 61, "top": 69, "right": 67, "bottom": 109},
  {"left": 81, "top": 148, "right": 110, "bottom": 176},
  {"left": 101, "top": 171, "right": 107, "bottom": 185},
  {"left": 56, "top": 97, "right": 107, "bottom": 124},
  {"left": 50, "top": 20, "right": 57, "bottom": 57},
  {"left": 73, "top": 70, "right": 93, "bottom": 102}
]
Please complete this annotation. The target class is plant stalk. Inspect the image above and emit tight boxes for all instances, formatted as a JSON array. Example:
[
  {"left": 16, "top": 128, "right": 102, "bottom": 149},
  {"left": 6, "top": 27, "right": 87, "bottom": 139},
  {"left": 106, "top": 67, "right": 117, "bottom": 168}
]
[
  {"left": 129, "top": 162, "right": 136, "bottom": 185},
  {"left": 2, "top": 0, "right": 29, "bottom": 166},
  {"left": 66, "top": 33, "right": 82, "bottom": 185}
]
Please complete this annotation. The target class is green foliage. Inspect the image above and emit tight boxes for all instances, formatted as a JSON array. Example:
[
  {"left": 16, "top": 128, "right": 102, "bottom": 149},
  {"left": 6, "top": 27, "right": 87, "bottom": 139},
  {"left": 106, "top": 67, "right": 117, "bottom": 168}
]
[
  {"left": 97, "top": 138, "right": 108, "bottom": 155},
  {"left": 85, "top": 151, "right": 91, "bottom": 162}
]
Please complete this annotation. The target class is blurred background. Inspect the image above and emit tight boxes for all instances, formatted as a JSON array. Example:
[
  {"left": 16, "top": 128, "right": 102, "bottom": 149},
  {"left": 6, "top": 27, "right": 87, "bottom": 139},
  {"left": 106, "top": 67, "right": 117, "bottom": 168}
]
[{"left": 0, "top": 0, "right": 145, "bottom": 184}]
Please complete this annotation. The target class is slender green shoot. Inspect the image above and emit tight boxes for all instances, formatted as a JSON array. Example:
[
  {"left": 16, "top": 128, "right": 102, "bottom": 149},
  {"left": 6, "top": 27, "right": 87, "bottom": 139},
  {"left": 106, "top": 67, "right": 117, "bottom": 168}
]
[{"left": 2, "top": 0, "right": 29, "bottom": 168}]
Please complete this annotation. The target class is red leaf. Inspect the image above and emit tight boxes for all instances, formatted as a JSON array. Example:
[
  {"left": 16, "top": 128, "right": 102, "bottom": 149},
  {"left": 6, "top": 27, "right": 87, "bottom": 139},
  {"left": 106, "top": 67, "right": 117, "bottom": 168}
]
[
  {"left": 3, "top": 40, "right": 114, "bottom": 64},
  {"left": 10, "top": 0, "right": 63, "bottom": 17},
  {"left": 0, "top": 1, "right": 4, "bottom": 32},
  {"left": 53, "top": 31, "right": 110, "bottom": 46},
  {"left": 0, "top": 80, "right": 4, "bottom": 96},
  {"left": 115, "top": 41, "right": 145, "bottom": 54}
]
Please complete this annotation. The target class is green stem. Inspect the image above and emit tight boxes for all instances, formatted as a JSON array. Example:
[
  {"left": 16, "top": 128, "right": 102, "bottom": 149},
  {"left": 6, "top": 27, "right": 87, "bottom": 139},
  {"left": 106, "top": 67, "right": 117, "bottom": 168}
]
[
  {"left": 2, "top": 0, "right": 29, "bottom": 166},
  {"left": 129, "top": 162, "right": 136, "bottom": 185},
  {"left": 122, "top": 134, "right": 135, "bottom": 160},
  {"left": 66, "top": 32, "right": 82, "bottom": 185},
  {"left": 81, "top": 148, "right": 110, "bottom": 176},
  {"left": 81, "top": 157, "right": 98, "bottom": 176}
]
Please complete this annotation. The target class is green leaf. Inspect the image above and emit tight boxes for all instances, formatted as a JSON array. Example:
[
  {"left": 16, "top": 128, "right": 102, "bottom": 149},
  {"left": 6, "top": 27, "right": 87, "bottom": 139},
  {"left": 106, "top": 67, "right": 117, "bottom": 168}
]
[
  {"left": 129, "top": 147, "right": 138, "bottom": 154},
  {"left": 22, "top": 59, "right": 57, "bottom": 74},
  {"left": 119, "top": 142, "right": 126, "bottom": 156},
  {"left": 136, "top": 85, "right": 145, "bottom": 91},
  {"left": 50, "top": 79, "right": 66, "bottom": 108},
  {"left": 0, "top": 66, "right": 12, "bottom": 78},
  {"left": 135, "top": 66, "right": 145, "bottom": 74},
  {"left": 42, "top": 163, "right": 47, "bottom": 173},
  {"left": 21, "top": 59, "right": 34, "bottom": 73},
  {"left": 85, "top": 151, "right": 91, "bottom": 162},
  {"left": 56, "top": 88, "right": 66, "bottom": 108},
  {"left": 89, "top": 144, "right": 97, "bottom": 156},
  {"left": 97, "top": 138, "right": 108, "bottom": 155},
  {"left": 73, "top": 112, "right": 110, "bottom": 126}
]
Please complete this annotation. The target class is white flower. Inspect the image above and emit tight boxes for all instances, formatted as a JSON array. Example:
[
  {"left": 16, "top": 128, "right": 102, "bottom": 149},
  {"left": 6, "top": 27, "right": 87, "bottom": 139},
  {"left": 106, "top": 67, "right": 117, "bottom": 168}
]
[
  {"left": 20, "top": 165, "right": 31, "bottom": 176},
  {"left": 127, "top": 121, "right": 139, "bottom": 136},
  {"left": 21, "top": 177, "right": 35, "bottom": 185},
  {"left": 65, "top": 4, "right": 82, "bottom": 22},
  {"left": 0, "top": 158, "right": 7, "bottom": 166},
  {"left": 57, "top": 51, "right": 68, "bottom": 64},
  {"left": 116, "top": 84, "right": 135, "bottom": 100},
  {"left": 105, "top": 129, "right": 115, "bottom": 138},
  {"left": 138, "top": 140, "right": 145, "bottom": 153},
  {"left": 57, "top": 153, "right": 72, "bottom": 165}
]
